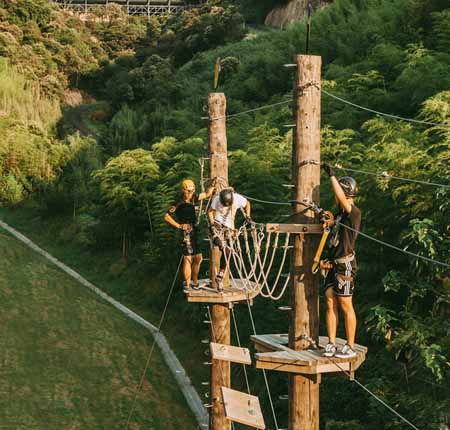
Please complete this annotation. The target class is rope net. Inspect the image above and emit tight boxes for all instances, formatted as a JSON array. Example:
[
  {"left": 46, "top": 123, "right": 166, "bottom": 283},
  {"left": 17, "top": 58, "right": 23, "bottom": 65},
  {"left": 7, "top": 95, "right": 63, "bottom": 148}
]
[{"left": 209, "top": 220, "right": 292, "bottom": 301}]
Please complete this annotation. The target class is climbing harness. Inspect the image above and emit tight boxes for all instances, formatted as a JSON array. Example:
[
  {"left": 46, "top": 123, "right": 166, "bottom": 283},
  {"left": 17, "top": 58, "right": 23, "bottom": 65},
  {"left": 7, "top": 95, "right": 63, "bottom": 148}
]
[{"left": 182, "top": 226, "right": 194, "bottom": 255}]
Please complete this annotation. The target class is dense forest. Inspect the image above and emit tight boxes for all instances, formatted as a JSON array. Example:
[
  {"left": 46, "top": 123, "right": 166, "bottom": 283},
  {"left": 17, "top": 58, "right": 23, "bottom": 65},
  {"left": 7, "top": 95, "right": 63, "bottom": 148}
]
[{"left": 0, "top": 0, "right": 449, "bottom": 429}]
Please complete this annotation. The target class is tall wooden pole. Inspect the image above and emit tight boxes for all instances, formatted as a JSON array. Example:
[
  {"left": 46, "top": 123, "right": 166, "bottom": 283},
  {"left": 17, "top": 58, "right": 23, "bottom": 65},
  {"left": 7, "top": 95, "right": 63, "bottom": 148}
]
[
  {"left": 288, "top": 55, "right": 322, "bottom": 430},
  {"left": 207, "top": 93, "right": 231, "bottom": 430}
]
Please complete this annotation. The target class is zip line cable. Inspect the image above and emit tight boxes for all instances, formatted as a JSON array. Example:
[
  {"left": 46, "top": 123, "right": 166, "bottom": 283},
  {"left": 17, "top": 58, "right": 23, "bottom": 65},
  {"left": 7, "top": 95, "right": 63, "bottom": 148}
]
[
  {"left": 321, "top": 88, "right": 450, "bottom": 128},
  {"left": 337, "top": 222, "right": 450, "bottom": 269},
  {"left": 243, "top": 194, "right": 291, "bottom": 206},
  {"left": 329, "top": 358, "right": 421, "bottom": 430},
  {"left": 125, "top": 255, "right": 183, "bottom": 430},
  {"left": 231, "top": 307, "right": 251, "bottom": 395},
  {"left": 201, "top": 88, "right": 450, "bottom": 128},
  {"left": 202, "top": 99, "right": 291, "bottom": 121},
  {"left": 242, "top": 193, "right": 449, "bottom": 268},
  {"left": 335, "top": 165, "right": 450, "bottom": 189},
  {"left": 245, "top": 297, "right": 280, "bottom": 430}
]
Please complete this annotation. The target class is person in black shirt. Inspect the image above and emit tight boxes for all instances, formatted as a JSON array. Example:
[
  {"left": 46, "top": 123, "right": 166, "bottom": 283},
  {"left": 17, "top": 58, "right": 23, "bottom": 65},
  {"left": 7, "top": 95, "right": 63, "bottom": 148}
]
[
  {"left": 321, "top": 164, "right": 361, "bottom": 359},
  {"left": 165, "top": 179, "right": 214, "bottom": 289}
]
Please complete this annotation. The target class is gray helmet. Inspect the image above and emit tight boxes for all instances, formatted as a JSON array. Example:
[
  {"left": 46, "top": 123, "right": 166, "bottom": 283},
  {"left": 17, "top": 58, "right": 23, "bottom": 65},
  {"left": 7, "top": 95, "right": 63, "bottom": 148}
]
[
  {"left": 219, "top": 188, "right": 234, "bottom": 207},
  {"left": 338, "top": 176, "right": 358, "bottom": 197}
]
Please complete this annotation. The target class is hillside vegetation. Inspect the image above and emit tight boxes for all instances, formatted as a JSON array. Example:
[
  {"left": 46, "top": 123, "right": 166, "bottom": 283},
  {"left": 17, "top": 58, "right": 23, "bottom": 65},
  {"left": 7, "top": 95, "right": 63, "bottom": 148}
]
[{"left": 0, "top": 0, "right": 449, "bottom": 429}]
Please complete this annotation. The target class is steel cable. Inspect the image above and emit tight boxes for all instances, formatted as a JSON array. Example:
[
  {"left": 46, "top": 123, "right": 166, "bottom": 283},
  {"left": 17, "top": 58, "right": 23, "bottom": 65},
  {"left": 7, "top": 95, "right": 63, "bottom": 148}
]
[
  {"left": 125, "top": 255, "right": 183, "bottom": 430},
  {"left": 321, "top": 88, "right": 450, "bottom": 129}
]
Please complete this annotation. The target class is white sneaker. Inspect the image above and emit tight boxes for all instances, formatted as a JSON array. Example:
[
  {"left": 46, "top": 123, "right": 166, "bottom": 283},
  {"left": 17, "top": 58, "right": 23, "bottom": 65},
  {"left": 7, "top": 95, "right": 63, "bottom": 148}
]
[
  {"left": 323, "top": 343, "right": 337, "bottom": 357},
  {"left": 335, "top": 344, "right": 357, "bottom": 359},
  {"left": 190, "top": 281, "right": 200, "bottom": 290}
]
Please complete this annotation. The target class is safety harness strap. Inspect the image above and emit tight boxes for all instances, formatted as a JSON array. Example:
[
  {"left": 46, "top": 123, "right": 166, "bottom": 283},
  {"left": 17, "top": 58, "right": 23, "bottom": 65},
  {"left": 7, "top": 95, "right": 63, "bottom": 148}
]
[
  {"left": 334, "top": 252, "right": 355, "bottom": 265},
  {"left": 336, "top": 274, "right": 353, "bottom": 282}
]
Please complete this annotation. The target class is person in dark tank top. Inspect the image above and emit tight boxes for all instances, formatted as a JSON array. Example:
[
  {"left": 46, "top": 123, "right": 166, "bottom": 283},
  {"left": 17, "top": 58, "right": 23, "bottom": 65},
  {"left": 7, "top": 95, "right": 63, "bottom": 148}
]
[
  {"left": 320, "top": 164, "right": 361, "bottom": 359},
  {"left": 164, "top": 179, "right": 214, "bottom": 290}
]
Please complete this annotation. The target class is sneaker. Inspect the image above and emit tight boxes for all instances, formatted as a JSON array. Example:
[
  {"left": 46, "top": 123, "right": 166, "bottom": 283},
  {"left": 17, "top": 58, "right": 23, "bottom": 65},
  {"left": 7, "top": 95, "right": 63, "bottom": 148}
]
[
  {"left": 323, "top": 343, "right": 337, "bottom": 357},
  {"left": 190, "top": 281, "right": 200, "bottom": 290},
  {"left": 307, "top": 341, "right": 319, "bottom": 351},
  {"left": 335, "top": 344, "right": 357, "bottom": 359},
  {"left": 182, "top": 281, "right": 189, "bottom": 290},
  {"left": 215, "top": 272, "right": 224, "bottom": 292}
]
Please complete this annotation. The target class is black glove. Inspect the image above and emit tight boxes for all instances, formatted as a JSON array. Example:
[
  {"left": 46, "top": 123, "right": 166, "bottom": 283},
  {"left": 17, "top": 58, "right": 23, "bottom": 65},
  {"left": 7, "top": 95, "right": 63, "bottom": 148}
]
[
  {"left": 209, "top": 222, "right": 221, "bottom": 236},
  {"left": 322, "top": 163, "right": 336, "bottom": 178},
  {"left": 208, "top": 224, "right": 215, "bottom": 236}
]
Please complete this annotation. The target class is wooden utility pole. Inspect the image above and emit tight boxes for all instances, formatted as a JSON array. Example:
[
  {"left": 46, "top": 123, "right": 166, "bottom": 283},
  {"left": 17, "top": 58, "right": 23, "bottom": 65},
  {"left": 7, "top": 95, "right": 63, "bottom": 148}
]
[
  {"left": 289, "top": 55, "right": 322, "bottom": 430},
  {"left": 207, "top": 93, "right": 231, "bottom": 430}
]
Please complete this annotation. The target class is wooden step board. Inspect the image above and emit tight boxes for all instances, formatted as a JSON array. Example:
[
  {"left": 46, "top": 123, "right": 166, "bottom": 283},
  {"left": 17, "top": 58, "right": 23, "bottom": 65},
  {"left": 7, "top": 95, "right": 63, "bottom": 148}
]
[
  {"left": 210, "top": 342, "right": 252, "bottom": 365},
  {"left": 221, "top": 387, "right": 265, "bottom": 429},
  {"left": 251, "top": 334, "right": 367, "bottom": 377},
  {"left": 184, "top": 279, "right": 259, "bottom": 304}
]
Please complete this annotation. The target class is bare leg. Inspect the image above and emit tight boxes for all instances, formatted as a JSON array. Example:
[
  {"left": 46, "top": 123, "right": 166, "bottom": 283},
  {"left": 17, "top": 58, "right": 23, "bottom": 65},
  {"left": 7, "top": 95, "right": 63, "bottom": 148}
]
[
  {"left": 220, "top": 247, "right": 228, "bottom": 274},
  {"left": 191, "top": 253, "right": 203, "bottom": 284},
  {"left": 325, "top": 287, "right": 339, "bottom": 344},
  {"left": 338, "top": 295, "right": 357, "bottom": 347},
  {"left": 182, "top": 255, "right": 193, "bottom": 286}
]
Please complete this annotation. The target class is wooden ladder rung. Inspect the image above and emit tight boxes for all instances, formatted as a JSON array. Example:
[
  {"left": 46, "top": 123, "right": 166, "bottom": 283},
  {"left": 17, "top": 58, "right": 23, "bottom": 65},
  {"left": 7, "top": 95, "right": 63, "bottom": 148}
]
[
  {"left": 221, "top": 387, "right": 265, "bottom": 429},
  {"left": 210, "top": 342, "right": 251, "bottom": 365}
]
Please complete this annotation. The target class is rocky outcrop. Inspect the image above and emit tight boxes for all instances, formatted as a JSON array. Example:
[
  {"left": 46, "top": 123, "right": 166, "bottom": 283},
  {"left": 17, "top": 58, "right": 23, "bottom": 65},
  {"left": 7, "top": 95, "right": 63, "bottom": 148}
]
[{"left": 265, "top": 0, "right": 330, "bottom": 28}]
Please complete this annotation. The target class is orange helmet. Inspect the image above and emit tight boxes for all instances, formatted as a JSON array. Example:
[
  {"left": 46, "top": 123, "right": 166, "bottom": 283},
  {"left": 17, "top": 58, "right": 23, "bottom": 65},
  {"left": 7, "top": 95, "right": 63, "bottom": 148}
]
[{"left": 181, "top": 179, "right": 195, "bottom": 192}]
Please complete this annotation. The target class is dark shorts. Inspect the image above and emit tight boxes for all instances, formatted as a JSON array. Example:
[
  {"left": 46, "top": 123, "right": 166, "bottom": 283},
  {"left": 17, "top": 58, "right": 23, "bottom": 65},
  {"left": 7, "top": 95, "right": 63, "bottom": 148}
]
[
  {"left": 181, "top": 227, "right": 201, "bottom": 256},
  {"left": 324, "top": 258, "right": 357, "bottom": 297}
]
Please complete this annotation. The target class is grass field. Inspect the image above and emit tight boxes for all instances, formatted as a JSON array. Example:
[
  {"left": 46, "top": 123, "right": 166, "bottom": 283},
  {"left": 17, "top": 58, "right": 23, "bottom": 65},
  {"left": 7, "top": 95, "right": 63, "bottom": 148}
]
[
  {"left": 0, "top": 207, "right": 211, "bottom": 396},
  {"left": 0, "top": 230, "right": 198, "bottom": 430}
]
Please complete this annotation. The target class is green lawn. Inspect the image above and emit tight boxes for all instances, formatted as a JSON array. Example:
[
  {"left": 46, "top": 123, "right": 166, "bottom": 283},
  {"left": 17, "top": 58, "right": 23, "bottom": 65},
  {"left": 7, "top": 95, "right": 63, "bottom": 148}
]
[
  {"left": 0, "top": 230, "right": 198, "bottom": 430},
  {"left": 0, "top": 206, "right": 210, "bottom": 396}
]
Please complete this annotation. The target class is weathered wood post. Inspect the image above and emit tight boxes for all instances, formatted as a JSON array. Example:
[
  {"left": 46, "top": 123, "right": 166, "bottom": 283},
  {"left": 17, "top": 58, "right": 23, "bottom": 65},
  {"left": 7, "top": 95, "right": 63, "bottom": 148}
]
[
  {"left": 207, "top": 93, "right": 231, "bottom": 430},
  {"left": 289, "top": 55, "right": 322, "bottom": 430}
]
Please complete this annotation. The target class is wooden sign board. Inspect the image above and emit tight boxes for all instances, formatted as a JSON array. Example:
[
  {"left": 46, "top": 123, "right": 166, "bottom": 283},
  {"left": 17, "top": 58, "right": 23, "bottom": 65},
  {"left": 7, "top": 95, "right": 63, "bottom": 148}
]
[
  {"left": 221, "top": 387, "right": 265, "bottom": 429},
  {"left": 210, "top": 342, "right": 251, "bottom": 365}
]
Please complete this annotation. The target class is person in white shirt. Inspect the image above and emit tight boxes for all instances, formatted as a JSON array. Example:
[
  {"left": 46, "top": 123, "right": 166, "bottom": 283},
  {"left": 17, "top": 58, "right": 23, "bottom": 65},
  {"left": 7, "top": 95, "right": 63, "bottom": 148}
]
[{"left": 208, "top": 188, "right": 252, "bottom": 290}]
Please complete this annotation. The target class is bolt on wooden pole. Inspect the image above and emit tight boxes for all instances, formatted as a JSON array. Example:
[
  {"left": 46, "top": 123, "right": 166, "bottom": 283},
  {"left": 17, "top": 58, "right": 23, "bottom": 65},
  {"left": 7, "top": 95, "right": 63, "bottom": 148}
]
[
  {"left": 207, "top": 93, "right": 231, "bottom": 430},
  {"left": 288, "top": 55, "right": 322, "bottom": 430}
]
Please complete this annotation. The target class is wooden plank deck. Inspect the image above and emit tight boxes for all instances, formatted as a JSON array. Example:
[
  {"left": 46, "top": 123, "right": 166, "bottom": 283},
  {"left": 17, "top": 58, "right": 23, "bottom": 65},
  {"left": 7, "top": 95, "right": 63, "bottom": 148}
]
[
  {"left": 184, "top": 279, "right": 259, "bottom": 304},
  {"left": 251, "top": 334, "right": 367, "bottom": 376}
]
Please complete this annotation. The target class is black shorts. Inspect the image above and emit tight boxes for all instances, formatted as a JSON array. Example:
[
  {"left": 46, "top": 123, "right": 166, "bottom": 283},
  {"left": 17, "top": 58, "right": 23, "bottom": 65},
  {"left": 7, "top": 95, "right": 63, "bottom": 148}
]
[
  {"left": 181, "top": 227, "right": 201, "bottom": 256},
  {"left": 324, "top": 258, "right": 357, "bottom": 297}
]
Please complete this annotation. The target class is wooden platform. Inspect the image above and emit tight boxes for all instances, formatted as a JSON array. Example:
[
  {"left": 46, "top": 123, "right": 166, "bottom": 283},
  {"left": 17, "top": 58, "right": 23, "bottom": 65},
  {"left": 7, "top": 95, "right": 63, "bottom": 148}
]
[
  {"left": 251, "top": 334, "right": 367, "bottom": 378},
  {"left": 184, "top": 279, "right": 259, "bottom": 304},
  {"left": 221, "top": 387, "right": 265, "bottom": 429},
  {"left": 210, "top": 342, "right": 252, "bottom": 365}
]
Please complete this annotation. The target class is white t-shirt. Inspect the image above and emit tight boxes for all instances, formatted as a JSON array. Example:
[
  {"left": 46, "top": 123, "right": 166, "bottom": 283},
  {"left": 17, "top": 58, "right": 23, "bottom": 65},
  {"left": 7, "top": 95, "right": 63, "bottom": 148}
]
[{"left": 211, "top": 192, "right": 247, "bottom": 229}]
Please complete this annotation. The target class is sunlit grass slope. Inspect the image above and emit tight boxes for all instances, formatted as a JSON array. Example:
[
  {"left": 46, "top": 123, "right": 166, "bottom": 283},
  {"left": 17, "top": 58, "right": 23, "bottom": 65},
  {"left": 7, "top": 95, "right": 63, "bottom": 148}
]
[{"left": 0, "top": 232, "right": 197, "bottom": 430}]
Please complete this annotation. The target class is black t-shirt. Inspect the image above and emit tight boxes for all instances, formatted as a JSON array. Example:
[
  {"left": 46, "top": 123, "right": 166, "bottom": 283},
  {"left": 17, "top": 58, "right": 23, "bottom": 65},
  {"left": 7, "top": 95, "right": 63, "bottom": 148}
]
[
  {"left": 330, "top": 205, "right": 361, "bottom": 259},
  {"left": 167, "top": 194, "right": 199, "bottom": 225}
]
